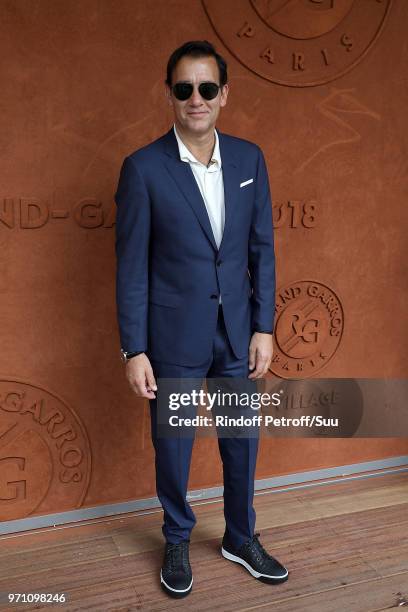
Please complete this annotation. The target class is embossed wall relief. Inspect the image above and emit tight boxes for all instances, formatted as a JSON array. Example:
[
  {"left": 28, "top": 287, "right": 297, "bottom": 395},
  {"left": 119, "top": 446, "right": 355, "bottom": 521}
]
[
  {"left": 203, "top": 0, "right": 393, "bottom": 86},
  {"left": 270, "top": 281, "right": 344, "bottom": 378},
  {"left": 0, "top": 380, "right": 91, "bottom": 521}
]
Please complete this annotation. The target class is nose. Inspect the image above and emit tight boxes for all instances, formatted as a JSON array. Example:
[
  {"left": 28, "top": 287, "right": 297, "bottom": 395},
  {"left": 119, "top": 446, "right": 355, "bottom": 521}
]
[{"left": 189, "top": 85, "right": 204, "bottom": 106}]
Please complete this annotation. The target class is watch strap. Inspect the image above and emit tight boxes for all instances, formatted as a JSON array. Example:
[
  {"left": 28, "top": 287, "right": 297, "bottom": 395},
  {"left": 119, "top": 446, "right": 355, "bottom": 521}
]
[{"left": 120, "top": 349, "right": 145, "bottom": 362}]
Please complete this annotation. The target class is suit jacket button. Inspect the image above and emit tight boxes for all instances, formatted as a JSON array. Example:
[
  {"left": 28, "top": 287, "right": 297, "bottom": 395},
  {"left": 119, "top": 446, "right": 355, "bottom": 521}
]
[
  {"left": 210, "top": 294, "right": 218, "bottom": 299},
  {"left": 216, "top": 260, "right": 222, "bottom": 266}
]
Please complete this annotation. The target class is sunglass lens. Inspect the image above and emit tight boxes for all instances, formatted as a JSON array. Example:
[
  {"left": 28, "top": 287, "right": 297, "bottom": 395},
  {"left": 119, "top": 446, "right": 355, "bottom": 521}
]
[
  {"left": 199, "top": 82, "right": 220, "bottom": 100},
  {"left": 172, "top": 83, "right": 193, "bottom": 100}
]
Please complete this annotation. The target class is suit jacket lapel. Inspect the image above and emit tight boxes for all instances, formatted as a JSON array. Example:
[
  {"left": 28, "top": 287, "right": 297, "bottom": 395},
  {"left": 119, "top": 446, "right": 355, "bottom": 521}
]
[
  {"left": 217, "top": 129, "right": 239, "bottom": 256},
  {"left": 162, "top": 127, "right": 240, "bottom": 254},
  {"left": 163, "top": 128, "right": 219, "bottom": 252}
]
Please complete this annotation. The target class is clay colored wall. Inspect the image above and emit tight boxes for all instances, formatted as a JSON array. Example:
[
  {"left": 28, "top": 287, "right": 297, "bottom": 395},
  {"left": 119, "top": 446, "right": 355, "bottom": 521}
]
[{"left": 0, "top": 0, "right": 407, "bottom": 523}]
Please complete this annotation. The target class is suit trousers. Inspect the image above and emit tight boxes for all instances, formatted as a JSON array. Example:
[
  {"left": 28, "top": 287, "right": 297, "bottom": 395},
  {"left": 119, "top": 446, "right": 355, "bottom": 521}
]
[{"left": 147, "top": 304, "right": 259, "bottom": 549}]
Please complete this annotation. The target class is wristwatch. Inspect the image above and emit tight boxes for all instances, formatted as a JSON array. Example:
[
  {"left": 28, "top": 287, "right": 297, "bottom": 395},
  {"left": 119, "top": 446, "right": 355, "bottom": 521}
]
[{"left": 120, "top": 348, "right": 144, "bottom": 363}]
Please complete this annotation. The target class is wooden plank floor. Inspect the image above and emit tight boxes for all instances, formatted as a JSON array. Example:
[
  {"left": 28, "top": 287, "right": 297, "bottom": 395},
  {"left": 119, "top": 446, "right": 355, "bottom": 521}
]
[{"left": 0, "top": 471, "right": 407, "bottom": 611}]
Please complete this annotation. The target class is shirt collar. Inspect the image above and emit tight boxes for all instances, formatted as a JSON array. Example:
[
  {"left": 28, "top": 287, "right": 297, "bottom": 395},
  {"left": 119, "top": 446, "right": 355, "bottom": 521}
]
[{"left": 173, "top": 124, "right": 222, "bottom": 169}]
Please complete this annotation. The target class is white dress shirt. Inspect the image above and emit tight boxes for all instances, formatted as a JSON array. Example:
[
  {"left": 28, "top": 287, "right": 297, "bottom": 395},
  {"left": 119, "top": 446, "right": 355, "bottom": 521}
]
[{"left": 173, "top": 124, "right": 225, "bottom": 302}]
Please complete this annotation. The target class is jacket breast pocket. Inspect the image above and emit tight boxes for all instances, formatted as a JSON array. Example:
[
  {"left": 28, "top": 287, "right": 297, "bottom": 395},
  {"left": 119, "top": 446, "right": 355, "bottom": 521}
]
[{"left": 149, "top": 290, "right": 182, "bottom": 308}]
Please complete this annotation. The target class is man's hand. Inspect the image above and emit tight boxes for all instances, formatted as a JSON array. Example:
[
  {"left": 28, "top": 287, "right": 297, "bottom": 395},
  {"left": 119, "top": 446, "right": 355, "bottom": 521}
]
[
  {"left": 125, "top": 353, "right": 157, "bottom": 399},
  {"left": 248, "top": 332, "right": 273, "bottom": 379}
]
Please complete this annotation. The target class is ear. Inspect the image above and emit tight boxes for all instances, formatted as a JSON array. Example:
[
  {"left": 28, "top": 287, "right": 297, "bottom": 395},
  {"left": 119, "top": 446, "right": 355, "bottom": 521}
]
[
  {"left": 220, "top": 83, "right": 229, "bottom": 108},
  {"left": 165, "top": 84, "right": 173, "bottom": 107}
]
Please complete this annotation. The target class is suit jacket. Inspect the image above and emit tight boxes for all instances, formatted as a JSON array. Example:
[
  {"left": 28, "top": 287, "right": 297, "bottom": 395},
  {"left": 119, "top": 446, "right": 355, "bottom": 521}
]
[{"left": 114, "top": 127, "right": 276, "bottom": 366}]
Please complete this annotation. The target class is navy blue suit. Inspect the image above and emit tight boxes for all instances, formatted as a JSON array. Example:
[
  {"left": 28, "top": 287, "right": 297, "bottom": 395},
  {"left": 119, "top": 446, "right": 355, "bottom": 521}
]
[{"left": 115, "top": 127, "right": 276, "bottom": 548}]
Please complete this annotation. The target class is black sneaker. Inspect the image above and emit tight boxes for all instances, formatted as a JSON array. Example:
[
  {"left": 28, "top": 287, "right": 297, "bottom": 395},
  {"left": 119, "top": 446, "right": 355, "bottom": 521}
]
[
  {"left": 221, "top": 533, "right": 289, "bottom": 584},
  {"left": 160, "top": 540, "right": 193, "bottom": 598}
]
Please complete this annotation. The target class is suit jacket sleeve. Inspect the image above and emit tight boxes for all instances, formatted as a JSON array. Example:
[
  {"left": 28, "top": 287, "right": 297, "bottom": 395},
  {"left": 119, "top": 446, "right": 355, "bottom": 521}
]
[
  {"left": 248, "top": 146, "right": 276, "bottom": 334},
  {"left": 114, "top": 155, "right": 150, "bottom": 352}
]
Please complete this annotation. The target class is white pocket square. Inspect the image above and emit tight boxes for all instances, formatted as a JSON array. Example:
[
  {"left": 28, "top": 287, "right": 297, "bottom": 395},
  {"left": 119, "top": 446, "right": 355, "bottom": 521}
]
[{"left": 240, "top": 178, "right": 253, "bottom": 188}]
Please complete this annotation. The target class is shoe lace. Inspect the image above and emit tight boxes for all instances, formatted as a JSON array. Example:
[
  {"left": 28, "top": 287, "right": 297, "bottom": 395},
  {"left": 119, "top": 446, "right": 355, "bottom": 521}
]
[
  {"left": 241, "top": 533, "right": 273, "bottom": 568},
  {"left": 165, "top": 541, "right": 190, "bottom": 573}
]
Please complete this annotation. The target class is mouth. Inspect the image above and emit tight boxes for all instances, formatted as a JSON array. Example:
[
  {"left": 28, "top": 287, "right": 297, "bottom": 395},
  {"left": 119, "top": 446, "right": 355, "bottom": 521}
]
[{"left": 187, "top": 111, "right": 208, "bottom": 117}]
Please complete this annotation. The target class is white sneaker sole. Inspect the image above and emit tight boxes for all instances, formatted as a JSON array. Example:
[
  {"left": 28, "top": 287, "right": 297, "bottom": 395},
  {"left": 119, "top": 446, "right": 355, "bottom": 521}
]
[
  {"left": 160, "top": 569, "right": 193, "bottom": 596},
  {"left": 221, "top": 547, "right": 289, "bottom": 582}
]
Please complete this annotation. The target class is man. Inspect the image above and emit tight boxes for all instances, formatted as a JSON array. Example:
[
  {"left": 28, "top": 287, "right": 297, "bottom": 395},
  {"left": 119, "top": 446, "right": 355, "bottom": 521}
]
[{"left": 114, "top": 40, "right": 289, "bottom": 599}]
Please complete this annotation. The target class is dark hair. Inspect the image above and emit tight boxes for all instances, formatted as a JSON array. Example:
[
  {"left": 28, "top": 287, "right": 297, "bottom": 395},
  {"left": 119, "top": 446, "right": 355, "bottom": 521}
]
[{"left": 165, "top": 40, "right": 228, "bottom": 87}]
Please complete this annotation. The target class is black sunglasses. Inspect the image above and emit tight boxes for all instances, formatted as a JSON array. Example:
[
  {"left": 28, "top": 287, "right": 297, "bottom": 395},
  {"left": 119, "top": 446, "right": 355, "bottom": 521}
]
[{"left": 172, "top": 81, "right": 221, "bottom": 101}]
